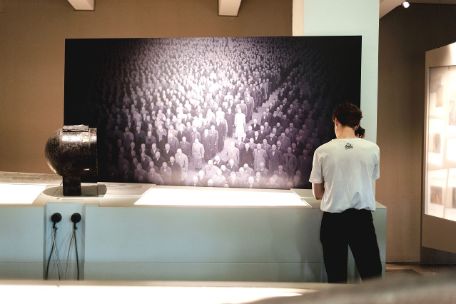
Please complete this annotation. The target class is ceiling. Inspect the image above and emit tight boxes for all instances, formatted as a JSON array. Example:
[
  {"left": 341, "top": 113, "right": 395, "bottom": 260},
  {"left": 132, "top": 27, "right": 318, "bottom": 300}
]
[
  {"left": 64, "top": 0, "right": 244, "bottom": 15},
  {"left": 412, "top": 0, "right": 456, "bottom": 3},
  {"left": 62, "top": 0, "right": 456, "bottom": 19},
  {"left": 381, "top": 0, "right": 456, "bottom": 17}
]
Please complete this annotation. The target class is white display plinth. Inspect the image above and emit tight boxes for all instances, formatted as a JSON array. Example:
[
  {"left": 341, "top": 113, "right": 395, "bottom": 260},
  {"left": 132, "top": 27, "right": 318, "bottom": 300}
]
[{"left": 0, "top": 172, "right": 386, "bottom": 282}]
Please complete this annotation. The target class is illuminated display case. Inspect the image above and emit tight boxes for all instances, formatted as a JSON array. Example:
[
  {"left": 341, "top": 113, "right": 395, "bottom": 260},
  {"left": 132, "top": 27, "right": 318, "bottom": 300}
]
[
  {"left": 425, "top": 66, "right": 456, "bottom": 221},
  {"left": 423, "top": 42, "right": 456, "bottom": 254}
]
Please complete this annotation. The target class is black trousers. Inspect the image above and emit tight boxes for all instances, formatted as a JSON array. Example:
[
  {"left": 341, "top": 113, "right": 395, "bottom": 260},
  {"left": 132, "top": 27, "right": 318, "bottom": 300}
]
[{"left": 320, "top": 208, "right": 382, "bottom": 283}]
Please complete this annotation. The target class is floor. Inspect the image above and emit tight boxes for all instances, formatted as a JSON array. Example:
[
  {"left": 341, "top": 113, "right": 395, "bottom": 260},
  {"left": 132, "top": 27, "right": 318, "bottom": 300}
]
[
  {"left": 385, "top": 262, "right": 456, "bottom": 278},
  {"left": 0, "top": 264, "right": 454, "bottom": 304}
]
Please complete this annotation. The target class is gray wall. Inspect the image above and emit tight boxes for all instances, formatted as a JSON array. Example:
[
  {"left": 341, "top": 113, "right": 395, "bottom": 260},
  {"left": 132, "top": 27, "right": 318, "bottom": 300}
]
[{"left": 378, "top": 4, "right": 456, "bottom": 262}]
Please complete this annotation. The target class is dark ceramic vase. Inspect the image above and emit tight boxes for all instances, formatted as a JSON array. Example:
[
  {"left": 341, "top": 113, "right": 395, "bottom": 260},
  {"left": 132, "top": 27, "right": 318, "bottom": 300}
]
[{"left": 45, "top": 125, "right": 97, "bottom": 196}]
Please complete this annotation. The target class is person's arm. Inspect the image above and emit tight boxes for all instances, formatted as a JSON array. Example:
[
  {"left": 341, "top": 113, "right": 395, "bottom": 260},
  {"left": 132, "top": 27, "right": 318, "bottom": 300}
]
[
  {"left": 312, "top": 182, "right": 325, "bottom": 200},
  {"left": 309, "top": 148, "right": 324, "bottom": 200}
]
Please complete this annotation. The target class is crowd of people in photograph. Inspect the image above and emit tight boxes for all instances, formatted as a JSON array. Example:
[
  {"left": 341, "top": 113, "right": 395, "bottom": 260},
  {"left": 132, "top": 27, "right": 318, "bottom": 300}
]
[{"left": 94, "top": 37, "right": 351, "bottom": 189}]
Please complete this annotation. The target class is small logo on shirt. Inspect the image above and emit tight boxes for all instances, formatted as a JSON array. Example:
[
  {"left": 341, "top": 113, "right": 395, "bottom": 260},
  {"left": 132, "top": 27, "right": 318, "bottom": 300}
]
[{"left": 345, "top": 143, "right": 353, "bottom": 150}]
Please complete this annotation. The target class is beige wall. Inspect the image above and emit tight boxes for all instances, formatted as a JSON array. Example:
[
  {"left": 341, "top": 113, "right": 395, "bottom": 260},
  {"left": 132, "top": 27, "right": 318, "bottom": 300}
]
[
  {"left": 0, "top": 0, "right": 291, "bottom": 173},
  {"left": 378, "top": 4, "right": 456, "bottom": 262}
]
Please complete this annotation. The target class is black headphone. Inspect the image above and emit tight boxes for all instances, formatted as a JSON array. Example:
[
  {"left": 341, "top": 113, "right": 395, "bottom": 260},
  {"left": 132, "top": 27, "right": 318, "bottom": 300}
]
[
  {"left": 50, "top": 212, "right": 62, "bottom": 229},
  {"left": 71, "top": 213, "right": 81, "bottom": 230}
]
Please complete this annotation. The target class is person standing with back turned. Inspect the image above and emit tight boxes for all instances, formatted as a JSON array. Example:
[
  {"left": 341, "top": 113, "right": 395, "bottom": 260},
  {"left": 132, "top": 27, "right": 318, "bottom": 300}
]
[{"left": 309, "top": 102, "right": 382, "bottom": 283}]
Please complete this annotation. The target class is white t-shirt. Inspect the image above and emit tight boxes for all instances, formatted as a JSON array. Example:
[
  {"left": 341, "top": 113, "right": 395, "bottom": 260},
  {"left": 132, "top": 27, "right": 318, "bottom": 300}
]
[{"left": 309, "top": 138, "right": 380, "bottom": 213}]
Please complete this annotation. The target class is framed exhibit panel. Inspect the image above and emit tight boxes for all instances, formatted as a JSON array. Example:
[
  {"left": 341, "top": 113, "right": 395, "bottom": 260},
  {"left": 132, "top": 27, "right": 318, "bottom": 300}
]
[
  {"left": 425, "top": 66, "right": 456, "bottom": 219},
  {"left": 423, "top": 42, "right": 456, "bottom": 254},
  {"left": 64, "top": 36, "right": 361, "bottom": 190}
]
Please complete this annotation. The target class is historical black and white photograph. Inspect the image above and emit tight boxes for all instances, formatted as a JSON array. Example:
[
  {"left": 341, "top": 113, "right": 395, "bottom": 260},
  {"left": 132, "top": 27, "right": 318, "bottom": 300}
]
[
  {"left": 426, "top": 169, "right": 447, "bottom": 217},
  {"left": 428, "top": 67, "right": 449, "bottom": 117},
  {"left": 430, "top": 186, "right": 443, "bottom": 205},
  {"left": 451, "top": 187, "right": 456, "bottom": 208},
  {"left": 447, "top": 169, "right": 456, "bottom": 209},
  {"left": 428, "top": 119, "right": 445, "bottom": 166},
  {"left": 449, "top": 98, "right": 456, "bottom": 126},
  {"left": 64, "top": 37, "right": 361, "bottom": 189},
  {"left": 431, "top": 133, "right": 442, "bottom": 153}
]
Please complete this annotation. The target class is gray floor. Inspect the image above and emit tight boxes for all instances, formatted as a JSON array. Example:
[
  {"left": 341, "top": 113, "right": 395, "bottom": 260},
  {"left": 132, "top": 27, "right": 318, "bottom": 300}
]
[{"left": 385, "top": 262, "right": 456, "bottom": 278}]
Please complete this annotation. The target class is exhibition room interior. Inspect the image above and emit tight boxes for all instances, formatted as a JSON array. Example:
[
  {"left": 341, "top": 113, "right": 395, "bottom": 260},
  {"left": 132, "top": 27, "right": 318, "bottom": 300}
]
[{"left": 1, "top": 0, "right": 456, "bottom": 303}]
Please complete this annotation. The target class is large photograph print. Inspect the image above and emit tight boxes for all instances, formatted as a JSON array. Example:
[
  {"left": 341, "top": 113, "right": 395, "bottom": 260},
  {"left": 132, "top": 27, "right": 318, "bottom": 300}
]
[{"left": 64, "top": 37, "right": 361, "bottom": 189}]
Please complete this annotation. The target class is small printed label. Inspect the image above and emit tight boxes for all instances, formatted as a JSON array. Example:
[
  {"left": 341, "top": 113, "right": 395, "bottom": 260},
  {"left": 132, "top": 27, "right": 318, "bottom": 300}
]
[{"left": 345, "top": 143, "right": 353, "bottom": 150}]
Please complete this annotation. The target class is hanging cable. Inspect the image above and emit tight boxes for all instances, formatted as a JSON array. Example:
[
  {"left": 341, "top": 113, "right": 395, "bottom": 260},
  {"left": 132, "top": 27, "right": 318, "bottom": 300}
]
[
  {"left": 63, "top": 230, "right": 75, "bottom": 279},
  {"left": 45, "top": 213, "right": 62, "bottom": 280},
  {"left": 71, "top": 213, "right": 82, "bottom": 280},
  {"left": 73, "top": 227, "right": 80, "bottom": 280}
]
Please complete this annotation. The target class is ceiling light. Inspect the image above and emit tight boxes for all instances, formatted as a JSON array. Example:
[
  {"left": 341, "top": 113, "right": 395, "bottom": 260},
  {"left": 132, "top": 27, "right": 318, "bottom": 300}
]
[{"left": 402, "top": 1, "right": 410, "bottom": 8}]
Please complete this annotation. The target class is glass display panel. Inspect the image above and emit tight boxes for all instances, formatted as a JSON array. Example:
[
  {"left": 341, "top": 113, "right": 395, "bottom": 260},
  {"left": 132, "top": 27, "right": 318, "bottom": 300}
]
[{"left": 425, "top": 66, "right": 456, "bottom": 221}]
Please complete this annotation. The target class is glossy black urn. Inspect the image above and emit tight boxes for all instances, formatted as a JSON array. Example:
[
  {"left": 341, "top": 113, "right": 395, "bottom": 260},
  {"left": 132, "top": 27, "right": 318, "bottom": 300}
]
[{"left": 45, "top": 125, "right": 97, "bottom": 196}]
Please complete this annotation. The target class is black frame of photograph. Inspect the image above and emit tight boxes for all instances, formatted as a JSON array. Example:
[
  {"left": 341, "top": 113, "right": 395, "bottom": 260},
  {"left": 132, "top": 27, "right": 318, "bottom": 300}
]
[{"left": 64, "top": 36, "right": 361, "bottom": 189}]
